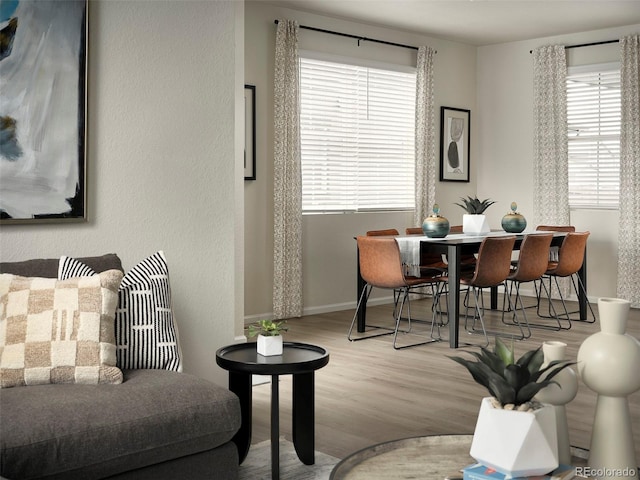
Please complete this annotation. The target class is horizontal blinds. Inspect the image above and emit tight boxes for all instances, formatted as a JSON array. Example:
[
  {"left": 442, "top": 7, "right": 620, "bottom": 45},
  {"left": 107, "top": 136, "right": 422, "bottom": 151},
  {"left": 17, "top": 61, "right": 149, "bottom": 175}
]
[
  {"left": 300, "top": 57, "right": 416, "bottom": 212},
  {"left": 566, "top": 66, "right": 620, "bottom": 209}
]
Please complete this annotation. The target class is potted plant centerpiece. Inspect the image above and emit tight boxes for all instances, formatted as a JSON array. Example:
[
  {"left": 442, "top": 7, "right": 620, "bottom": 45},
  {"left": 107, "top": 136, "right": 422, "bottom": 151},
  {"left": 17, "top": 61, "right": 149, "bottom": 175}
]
[
  {"left": 247, "top": 319, "right": 288, "bottom": 356},
  {"left": 455, "top": 196, "right": 495, "bottom": 235},
  {"left": 449, "top": 338, "right": 575, "bottom": 477}
]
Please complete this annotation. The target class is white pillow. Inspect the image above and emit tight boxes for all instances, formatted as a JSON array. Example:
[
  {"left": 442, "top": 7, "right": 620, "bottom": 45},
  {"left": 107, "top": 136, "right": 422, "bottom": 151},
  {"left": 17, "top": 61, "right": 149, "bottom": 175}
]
[{"left": 58, "top": 251, "right": 183, "bottom": 372}]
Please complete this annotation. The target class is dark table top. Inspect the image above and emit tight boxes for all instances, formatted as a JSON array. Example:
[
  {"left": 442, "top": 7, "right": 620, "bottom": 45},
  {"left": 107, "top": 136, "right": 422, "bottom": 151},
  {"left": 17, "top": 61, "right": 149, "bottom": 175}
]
[{"left": 216, "top": 341, "right": 329, "bottom": 375}]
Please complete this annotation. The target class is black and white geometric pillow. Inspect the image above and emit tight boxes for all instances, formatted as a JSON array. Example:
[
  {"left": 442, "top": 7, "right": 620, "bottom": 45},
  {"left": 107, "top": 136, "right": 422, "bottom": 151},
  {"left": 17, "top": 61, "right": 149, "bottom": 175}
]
[{"left": 58, "top": 251, "right": 183, "bottom": 372}]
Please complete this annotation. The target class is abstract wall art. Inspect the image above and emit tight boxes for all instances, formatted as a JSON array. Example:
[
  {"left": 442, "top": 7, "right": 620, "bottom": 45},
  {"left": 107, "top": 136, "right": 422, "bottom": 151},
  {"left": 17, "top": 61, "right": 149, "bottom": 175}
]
[
  {"left": 440, "top": 106, "right": 470, "bottom": 182},
  {"left": 0, "top": 0, "right": 87, "bottom": 223}
]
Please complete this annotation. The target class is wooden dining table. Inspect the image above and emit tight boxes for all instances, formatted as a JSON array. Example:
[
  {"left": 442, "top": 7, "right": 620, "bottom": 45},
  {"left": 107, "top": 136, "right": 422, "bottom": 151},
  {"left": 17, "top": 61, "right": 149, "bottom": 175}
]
[{"left": 355, "top": 230, "right": 588, "bottom": 348}]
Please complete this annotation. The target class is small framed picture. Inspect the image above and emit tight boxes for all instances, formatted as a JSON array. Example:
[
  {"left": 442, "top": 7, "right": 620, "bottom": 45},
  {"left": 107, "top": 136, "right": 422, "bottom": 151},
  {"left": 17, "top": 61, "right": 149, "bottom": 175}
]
[
  {"left": 244, "top": 84, "right": 256, "bottom": 180},
  {"left": 440, "top": 107, "right": 470, "bottom": 182}
]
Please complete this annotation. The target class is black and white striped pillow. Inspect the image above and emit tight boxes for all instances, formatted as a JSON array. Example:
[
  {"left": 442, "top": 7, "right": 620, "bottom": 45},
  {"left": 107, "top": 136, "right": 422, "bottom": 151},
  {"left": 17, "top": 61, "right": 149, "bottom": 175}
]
[{"left": 58, "top": 251, "right": 183, "bottom": 372}]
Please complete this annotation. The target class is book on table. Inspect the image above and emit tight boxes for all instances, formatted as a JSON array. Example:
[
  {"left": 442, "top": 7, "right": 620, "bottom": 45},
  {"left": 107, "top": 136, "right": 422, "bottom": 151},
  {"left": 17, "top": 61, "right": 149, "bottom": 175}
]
[{"left": 461, "top": 463, "right": 576, "bottom": 480}]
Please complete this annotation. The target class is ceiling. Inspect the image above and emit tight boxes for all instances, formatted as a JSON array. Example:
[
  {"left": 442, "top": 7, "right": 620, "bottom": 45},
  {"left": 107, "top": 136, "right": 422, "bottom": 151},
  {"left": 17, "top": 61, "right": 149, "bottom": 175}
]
[{"left": 267, "top": 0, "right": 640, "bottom": 46}]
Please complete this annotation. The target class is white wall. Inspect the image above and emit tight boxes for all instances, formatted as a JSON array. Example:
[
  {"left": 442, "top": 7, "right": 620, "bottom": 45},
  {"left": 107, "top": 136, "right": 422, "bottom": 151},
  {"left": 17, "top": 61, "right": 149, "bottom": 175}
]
[
  {"left": 245, "top": 1, "right": 478, "bottom": 319},
  {"left": 0, "top": 0, "right": 245, "bottom": 386},
  {"left": 477, "top": 24, "right": 639, "bottom": 300}
]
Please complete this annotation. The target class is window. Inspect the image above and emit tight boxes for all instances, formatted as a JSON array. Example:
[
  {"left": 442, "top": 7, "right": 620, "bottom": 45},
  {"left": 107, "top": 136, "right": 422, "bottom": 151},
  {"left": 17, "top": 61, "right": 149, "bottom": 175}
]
[
  {"left": 566, "top": 63, "right": 621, "bottom": 209},
  {"left": 299, "top": 55, "right": 416, "bottom": 213}
]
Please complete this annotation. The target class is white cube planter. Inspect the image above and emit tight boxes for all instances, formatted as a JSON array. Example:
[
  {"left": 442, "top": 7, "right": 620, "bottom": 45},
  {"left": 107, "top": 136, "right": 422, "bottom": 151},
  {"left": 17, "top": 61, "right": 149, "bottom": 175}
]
[
  {"left": 257, "top": 334, "right": 283, "bottom": 356},
  {"left": 470, "top": 397, "right": 559, "bottom": 477},
  {"left": 463, "top": 214, "right": 490, "bottom": 235}
]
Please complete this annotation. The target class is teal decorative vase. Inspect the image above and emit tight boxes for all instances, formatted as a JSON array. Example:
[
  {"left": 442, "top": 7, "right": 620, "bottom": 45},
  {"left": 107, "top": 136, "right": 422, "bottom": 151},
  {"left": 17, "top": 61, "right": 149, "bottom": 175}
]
[
  {"left": 502, "top": 202, "right": 527, "bottom": 233},
  {"left": 422, "top": 204, "right": 450, "bottom": 238}
]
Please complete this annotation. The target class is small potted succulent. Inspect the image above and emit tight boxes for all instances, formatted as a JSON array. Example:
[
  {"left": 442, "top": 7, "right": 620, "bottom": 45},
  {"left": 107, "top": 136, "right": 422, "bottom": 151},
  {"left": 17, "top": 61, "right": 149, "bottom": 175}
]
[
  {"left": 247, "top": 319, "right": 288, "bottom": 356},
  {"left": 455, "top": 196, "right": 495, "bottom": 235},
  {"left": 449, "top": 338, "right": 575, "bottom": 477}
]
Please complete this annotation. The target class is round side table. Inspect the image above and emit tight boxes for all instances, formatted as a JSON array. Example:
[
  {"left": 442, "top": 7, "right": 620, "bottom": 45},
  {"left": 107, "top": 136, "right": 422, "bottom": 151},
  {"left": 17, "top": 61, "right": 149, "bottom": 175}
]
[{"left": 216, "top": 342, "right": 329, "bottom": 480}]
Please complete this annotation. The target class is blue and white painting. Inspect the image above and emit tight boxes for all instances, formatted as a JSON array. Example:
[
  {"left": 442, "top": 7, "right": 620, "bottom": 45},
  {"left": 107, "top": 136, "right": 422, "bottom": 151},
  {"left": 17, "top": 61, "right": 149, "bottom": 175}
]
[{"left": 0, "top": 0, "right": 86, "bottom": 222}]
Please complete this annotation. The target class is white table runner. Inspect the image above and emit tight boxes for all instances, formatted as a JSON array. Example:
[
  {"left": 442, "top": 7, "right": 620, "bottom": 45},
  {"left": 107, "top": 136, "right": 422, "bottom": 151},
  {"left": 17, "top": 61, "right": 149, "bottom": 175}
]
[{"left": 395, "top": 230, "right": 553, "bottom": 276}]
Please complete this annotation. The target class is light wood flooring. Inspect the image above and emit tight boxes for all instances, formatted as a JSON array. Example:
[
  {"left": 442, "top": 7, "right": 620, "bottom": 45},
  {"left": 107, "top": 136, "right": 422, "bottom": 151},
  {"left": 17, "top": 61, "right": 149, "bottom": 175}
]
[{"left": 248, "top": 295, "right": 640, "bottom": 461}]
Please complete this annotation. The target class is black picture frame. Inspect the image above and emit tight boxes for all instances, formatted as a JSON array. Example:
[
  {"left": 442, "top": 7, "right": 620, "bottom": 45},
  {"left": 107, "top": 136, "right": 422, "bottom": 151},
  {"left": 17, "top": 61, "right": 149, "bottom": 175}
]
[
  {"left": 0, "top": 0, "right": 88, "bottom": 224},
  {"left": 244, "top": 84, "right": 256, "bottom": 181},
  {"left": 439, "top": 106, "right": 470, "bottom": 182}
]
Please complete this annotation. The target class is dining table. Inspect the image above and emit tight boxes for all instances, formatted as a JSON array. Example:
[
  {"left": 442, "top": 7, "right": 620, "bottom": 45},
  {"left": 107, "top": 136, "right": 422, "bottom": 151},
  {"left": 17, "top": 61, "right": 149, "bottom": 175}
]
[{"left": 355, "top": 230, "right": 588, "bottom": 349}]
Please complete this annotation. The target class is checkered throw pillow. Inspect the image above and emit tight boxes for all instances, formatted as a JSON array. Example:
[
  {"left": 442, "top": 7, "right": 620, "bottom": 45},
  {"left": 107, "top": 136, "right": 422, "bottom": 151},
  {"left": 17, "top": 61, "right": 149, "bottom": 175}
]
[
  {"left": 0, "top": 270, "right": 124, "bottom": 388},
  {"left": 58, "top": 252, "right": 182, "bottom": 372}
]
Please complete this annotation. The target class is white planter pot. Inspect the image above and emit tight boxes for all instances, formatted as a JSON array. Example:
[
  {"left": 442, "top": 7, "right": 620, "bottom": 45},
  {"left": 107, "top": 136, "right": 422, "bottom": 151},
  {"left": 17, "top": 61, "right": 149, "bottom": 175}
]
[
  {"left": 470, "top": 397, "right": 559, "bottom": 477},
  {"left": 257, "top": 334, "right": 283, "bottom": 356},
  {"left": 463, "top": 214, "right": 490, "bottom": 235}
]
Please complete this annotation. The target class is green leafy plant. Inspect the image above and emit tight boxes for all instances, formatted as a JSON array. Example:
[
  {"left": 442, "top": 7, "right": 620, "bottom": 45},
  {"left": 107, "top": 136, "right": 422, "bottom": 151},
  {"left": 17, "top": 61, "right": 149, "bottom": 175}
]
[
  {"left": 455, "top": 196, "right": 496, "bottom": 214},
  {"left": 449, "top": 338, "right": 575, "bottom": 408},
  {"left": 247, "top": 319, "right": 288, "bottom": 337}
]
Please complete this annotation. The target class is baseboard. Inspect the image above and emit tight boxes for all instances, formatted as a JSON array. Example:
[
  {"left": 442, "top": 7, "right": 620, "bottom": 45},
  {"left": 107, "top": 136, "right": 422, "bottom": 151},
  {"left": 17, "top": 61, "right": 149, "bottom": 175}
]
[
  {"left": 244, "top": 288, "right": 597, "bottom": 325},
  {"left": 244, "top": 295, "right": 395, "bottom": 324}
]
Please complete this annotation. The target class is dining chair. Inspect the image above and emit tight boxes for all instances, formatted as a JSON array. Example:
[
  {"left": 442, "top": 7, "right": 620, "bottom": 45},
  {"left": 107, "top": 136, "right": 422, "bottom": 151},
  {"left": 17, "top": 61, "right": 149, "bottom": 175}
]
[
  {"left": 432, "top": 236, "right": 517, "bottom": 347},
  {"left": 405, "top": 226, "right": 476, "bottom": 271},
  {"left": 348, "top": 236, "right": 442, "bottom": 349},
  {"left": 535, "top": 225, "right": 576, "bottom": 262},
  {"left": 501, "top": 233, "right": 554, "bottom": 338},
  {"left": 367, "top": 229, "right": 399, "bottom": 236},
  {"left": 405, "top": 227, "right": 448, "bottom": 271},
  {"left": 535, "top": 231, "right": 595, "bottom": 327}
]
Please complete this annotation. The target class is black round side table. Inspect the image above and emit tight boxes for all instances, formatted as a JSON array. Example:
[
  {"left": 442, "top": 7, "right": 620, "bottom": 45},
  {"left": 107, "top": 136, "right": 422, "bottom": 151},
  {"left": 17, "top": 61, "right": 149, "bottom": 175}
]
[{"left": 216, "top": 342, "right": 329, "bottom": 480}]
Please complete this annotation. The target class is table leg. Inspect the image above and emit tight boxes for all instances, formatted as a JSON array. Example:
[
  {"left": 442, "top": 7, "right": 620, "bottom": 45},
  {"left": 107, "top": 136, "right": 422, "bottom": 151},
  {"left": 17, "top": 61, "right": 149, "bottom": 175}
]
[
  {"left": 356, "top": 247, "right": 367, "bottom": 332},
  {"left": 578, "top": 246, "right": 588, "bottom": 320},
  {"left": 447, "top": 245, "right": 461, "bottom": 349},
  {"left": 271, "top": 374, "right": 280, "bottom": 480},
  {"left": 491, "top": 286, "right": 498, "bottom": 310},
  {"left": 228, "top": 371, "right": 252, "bottom": 464},
  {"left": 292, "top": 372, "right": 315, "bottom": 465}
]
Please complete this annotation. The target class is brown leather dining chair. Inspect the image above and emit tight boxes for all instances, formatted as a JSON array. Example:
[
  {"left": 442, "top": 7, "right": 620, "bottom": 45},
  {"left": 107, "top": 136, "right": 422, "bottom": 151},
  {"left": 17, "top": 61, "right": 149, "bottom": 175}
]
[
  {"left": 535, "top": 225, "right": 575, "bottom": 262},
  {"left": 405, "top": 226, "right": 476, "bottom": 271},
  {"left": 367, "top": 229, "right": 400, "bottom": 236},
  {"left": 348, "top": 236, "right": 442, "bottom": 349},
  {"left": 536, "top": 231, "right": 595, "bottom": 327},
  {"left": 432, "top": 236, "right": 516, "bottom": 347},
  {"left": 405, "top": 227, "right": 448, "bottom": 271},
  {"left": 501, "top": 233, "right": 554, "bottom": 338}
]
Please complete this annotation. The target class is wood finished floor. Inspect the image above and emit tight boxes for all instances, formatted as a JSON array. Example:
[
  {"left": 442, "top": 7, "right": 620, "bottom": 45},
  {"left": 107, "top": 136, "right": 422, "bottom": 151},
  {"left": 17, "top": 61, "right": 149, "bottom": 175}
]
[{"left": 247, "top": 296, "right": 640, "bottom": 461}]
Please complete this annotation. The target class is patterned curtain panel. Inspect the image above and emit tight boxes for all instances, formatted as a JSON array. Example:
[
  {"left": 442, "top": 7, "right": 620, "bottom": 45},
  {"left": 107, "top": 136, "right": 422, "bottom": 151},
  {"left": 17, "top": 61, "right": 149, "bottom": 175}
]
[
  {"left": 532, "top": 45, "right": 569, "bottom": 227},
  {"left": 617, "top": 35, "right": 640, "bottom": 307},
  {"left": 273, "top": 20, "right": 303, "bottom": 319},
  {"left": 414, "top": 46, "right": 437, "bottom": 227}
]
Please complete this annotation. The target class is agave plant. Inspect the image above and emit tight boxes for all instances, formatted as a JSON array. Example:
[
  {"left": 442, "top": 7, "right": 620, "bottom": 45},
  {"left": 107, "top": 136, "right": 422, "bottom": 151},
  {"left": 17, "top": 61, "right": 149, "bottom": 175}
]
[
  {"left": 247, "top": 319, "right": 288, "bottom": 337},
  {"left": 455, "top": 196, "right": 496, "bottom": 214},
  {"left": 449, "top": 338, "right": 575, "bottom": 408}
]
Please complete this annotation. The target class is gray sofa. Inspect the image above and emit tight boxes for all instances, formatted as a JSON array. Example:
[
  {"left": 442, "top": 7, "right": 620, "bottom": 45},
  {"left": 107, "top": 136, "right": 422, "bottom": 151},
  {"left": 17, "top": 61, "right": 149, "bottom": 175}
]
[{"left": 0, "top": 255, "right": 241, "bottom": 480}]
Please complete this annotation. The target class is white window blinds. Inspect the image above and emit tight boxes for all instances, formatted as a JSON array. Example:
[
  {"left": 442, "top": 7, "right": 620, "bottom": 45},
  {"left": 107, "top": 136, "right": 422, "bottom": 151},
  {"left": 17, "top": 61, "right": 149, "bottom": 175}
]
[
  {"left": 300, "top": 56, "right": 416, "bottom": 213},
  {"left": 566, "top": 63, "right": 621, "bottom": 209}
]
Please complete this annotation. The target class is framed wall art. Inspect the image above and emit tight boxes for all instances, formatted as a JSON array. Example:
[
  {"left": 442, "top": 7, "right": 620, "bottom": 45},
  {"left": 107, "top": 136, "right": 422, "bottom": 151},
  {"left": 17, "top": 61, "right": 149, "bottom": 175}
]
[
  {"left": 440, "top": 106, "right": 470, "bottom": 182},
  {"left": 0, "top": 0, "right": 88, "bottom": 223},
  {"left": 244, "top": 84, "right": 256, "bottom": 180}
]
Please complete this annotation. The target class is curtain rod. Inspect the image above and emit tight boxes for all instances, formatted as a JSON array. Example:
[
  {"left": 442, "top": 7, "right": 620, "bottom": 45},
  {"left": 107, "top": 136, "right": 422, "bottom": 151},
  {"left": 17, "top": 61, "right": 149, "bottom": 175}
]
[
  {"left": 274, "top": 19, "right": 428, "bottom": 52},
  {"left": 529, "top": 39, "right": 619, "bottom": 54}
]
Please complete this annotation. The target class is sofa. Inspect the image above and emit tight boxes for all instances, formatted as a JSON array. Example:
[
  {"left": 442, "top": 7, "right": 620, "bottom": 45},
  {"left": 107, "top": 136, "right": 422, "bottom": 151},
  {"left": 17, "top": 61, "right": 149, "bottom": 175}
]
[{"left": 0, "top": 254, "right": 241, "bottom": 480}]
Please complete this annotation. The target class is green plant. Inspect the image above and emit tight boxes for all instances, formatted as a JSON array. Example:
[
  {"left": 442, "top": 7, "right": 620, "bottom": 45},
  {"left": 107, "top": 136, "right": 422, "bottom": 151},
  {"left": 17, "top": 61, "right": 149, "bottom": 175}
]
[
  {"left": 449, "top": 337, "right": 575, "bottom": 408},
  {"left": 455, "top": 196, "right": 496, "bottom": 214},
  {"left": 247, "top": 319, "right": 288, "bottom": 337}
]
